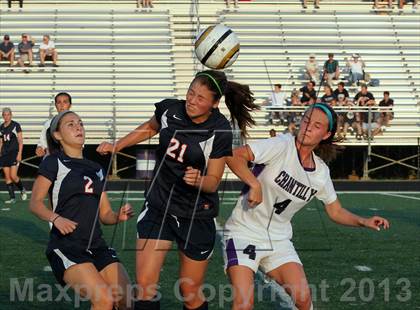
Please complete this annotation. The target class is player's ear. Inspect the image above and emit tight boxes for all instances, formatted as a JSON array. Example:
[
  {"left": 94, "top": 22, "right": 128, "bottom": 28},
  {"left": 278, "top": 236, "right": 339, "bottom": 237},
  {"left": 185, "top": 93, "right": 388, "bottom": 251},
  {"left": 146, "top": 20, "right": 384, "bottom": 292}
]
[
  {"left": 322, "top": 130, "right": 331, "bottom": 141},
  {"left": 53, "top": 131, "right": 62, "bottom": 142},
  {"left": 212, "top": 99, "right": 220, "bottom": 109}
]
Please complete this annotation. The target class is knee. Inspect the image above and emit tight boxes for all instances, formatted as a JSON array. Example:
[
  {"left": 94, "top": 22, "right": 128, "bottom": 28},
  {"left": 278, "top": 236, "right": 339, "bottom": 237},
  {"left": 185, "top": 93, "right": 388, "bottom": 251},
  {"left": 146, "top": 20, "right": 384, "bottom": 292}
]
[
  {"left": 179, "top": 279, "right": 202, "bottom": 300},
  {"left": 293, "top": 287, "right": 312, "bottom": 310},
  {"left": 136, "top": 274, "right": 158, "bottom": 299},
  {"left": 91, "top": 290, "right": 114, "bottom": 310}
]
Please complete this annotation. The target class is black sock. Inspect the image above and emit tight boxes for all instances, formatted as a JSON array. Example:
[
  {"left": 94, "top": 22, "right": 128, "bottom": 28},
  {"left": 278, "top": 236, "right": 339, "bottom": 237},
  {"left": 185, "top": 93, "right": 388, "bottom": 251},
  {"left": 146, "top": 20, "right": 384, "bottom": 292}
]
[
  {"left": 183, "top": 301, "right": 208, "bottom": 310},
  {"left": 6, "top": 183, "right": 15, "bottom": 199},
  {"left": 134, "top": 299, "right": 160, "bottom": 310},
  {"left": 14, "top": 180, "right": 24, "bottom": 191}
]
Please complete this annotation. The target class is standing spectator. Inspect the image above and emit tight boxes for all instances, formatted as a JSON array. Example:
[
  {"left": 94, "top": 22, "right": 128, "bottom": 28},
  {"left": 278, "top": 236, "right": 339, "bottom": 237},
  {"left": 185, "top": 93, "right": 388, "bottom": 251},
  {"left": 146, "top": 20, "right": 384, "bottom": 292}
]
[
  {"left": 303, "top": 0, "right": 320, "bottom": 9},
  {"left": 374, "top": 0, "right": 393, "bottom": 8},
  {"left": 7, "top": 0, "right": 23, "bottom": 9},
  {"left": 320, "top": 85, "right": 336, "bottom": 106},
  {"left": 36, "top": 92, "right": 72, "bottom": 157},
  {"left": 305, "top": 54, "right": 320, "bottom": 83},
  {"left": 39, "top": 35, "right": 58, "bottom": 67},
  {"left": 0, "top": 35, "right": 15, "bottom": 67},
  {"left": 17, "top": 33, "right": 34, "bottom": 72},
  {"left": 0, "top": 108, "right": 27, "bottom": 204},
  {"left": 262, "top": 84, "right": 287, "bottom": 125},
  {"left": 348, "top": 53, "right": 365, "bottom": 86},
  {"left": 354, "top": 84, "right": 376, "bottom": 140},
  {"left": 323, "top": 53, "right": 340, "bottom": 85},
  {"left": 300, "top": 81, "right": 317, "bottom": 105},
  {"left": 399, "top": 0, "right": 418, "bottom": 8}
]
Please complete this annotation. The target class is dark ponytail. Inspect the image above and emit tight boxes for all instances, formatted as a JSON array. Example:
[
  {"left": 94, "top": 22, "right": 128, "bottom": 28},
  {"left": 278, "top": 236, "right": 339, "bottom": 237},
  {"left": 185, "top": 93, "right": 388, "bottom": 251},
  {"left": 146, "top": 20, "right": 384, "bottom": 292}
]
[
  {"left": 194, "top": 70, "right": 260, "bottom": 137},
  {"left": 46, "top": 127, "right": 61, "bottom": 155}
]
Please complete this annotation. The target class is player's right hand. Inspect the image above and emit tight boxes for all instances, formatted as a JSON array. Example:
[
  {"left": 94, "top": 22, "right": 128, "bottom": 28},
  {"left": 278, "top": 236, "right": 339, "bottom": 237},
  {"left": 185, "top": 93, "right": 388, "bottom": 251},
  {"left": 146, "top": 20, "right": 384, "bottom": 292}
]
[
  {"left": 248, "top": 182, "right": 262, "bottom": 208},
  {"left": 96, "top": 142, "right": 115, "bottom": 155},
  {"left": 35, "top": 146, "right": 46, "bottom": 157},
  {"left": 53, "top": 217, "right": 78, "bottom": 235}
]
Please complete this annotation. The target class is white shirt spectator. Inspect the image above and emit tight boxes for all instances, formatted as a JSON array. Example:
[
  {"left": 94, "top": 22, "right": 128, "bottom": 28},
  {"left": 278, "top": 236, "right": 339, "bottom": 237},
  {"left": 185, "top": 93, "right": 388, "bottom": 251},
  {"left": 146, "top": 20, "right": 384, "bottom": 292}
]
[
  {"left": 267, "top": 91, "right": 287, "bottom": 107},
  {"left": 350, "top": 59, "right": 364, "bottom": 75},
  {"left": 37, "top": 118, "right": 52, "bottom": 151},
  {"left": 39, "top": 40, "right": 55, "bottom": 52}
]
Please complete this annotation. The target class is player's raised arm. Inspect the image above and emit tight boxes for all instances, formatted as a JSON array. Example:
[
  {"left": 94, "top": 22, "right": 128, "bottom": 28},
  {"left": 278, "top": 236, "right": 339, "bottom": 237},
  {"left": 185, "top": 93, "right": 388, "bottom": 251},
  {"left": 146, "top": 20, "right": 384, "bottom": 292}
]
[
  {"left": 325, "top": 199, "right": 390, "bottom": 231},
  {"left": 97, "top": 115, "right": 160, "bottom": 155}
]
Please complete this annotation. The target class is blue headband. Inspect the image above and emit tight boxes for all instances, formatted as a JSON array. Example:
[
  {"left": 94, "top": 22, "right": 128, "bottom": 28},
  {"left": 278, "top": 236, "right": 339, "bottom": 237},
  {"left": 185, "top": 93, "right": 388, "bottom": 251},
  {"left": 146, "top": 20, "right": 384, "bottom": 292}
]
[{"left": 310, "top": 103, "right": 333, "bottom": 132}]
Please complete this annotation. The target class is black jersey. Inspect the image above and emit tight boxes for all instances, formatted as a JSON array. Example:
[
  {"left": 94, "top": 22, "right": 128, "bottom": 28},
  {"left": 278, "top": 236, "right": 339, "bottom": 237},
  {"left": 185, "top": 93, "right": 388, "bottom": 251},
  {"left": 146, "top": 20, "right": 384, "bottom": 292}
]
[
  {"left": 38, "top": 152, "right": 107, "bottom": 252},
  {"left": 0, "top": 121, "right": 22, "bottom": 154},
  {"left": 146, "top": 99, "right": 233, "bottom": 219}
]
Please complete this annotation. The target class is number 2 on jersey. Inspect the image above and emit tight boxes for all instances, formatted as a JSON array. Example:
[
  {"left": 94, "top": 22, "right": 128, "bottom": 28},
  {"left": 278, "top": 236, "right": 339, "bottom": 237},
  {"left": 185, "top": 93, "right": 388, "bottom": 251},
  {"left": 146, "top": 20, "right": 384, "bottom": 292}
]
[
  {"left": 84, "top": 176, "right": 94, "bottom": 193},
  {"left": 166, "top": 138, "right": 187, "bottom": 163}
]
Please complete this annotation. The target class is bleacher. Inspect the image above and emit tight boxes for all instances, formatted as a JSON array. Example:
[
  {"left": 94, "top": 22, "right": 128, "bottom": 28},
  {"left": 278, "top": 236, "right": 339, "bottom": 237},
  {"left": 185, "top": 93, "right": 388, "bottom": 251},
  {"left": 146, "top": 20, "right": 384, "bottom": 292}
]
[{"left": 0, "top": 0, "right": 418, "bottom": 146}]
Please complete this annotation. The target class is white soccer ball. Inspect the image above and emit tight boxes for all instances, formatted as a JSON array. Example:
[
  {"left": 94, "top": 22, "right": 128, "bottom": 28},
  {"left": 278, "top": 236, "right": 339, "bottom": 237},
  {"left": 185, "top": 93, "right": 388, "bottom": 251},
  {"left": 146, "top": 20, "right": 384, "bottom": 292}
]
[{"left": 194, "top": 24, "right": 240, "bottom": 69}]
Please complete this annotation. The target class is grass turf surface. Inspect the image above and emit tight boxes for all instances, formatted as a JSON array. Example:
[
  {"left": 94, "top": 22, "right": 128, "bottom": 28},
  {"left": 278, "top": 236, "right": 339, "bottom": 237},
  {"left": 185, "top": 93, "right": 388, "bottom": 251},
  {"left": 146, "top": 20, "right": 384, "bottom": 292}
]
[{"left": 1, "top": 192, "right": 419, "bottom": 309}]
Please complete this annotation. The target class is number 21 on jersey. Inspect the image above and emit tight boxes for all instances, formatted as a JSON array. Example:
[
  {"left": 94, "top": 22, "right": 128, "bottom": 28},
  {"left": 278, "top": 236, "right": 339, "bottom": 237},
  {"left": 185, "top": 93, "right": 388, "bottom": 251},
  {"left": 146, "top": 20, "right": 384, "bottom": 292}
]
[{"left": 166, "top": 138, "right": 187, "bottom": 163}]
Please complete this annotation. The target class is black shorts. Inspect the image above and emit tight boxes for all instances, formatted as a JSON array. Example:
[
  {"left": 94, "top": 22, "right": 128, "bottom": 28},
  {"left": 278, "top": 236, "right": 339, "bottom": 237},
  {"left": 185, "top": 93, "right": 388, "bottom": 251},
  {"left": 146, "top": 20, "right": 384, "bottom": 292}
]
[
  {"left": 137, "top": 204, "right": 216, "bottom": 261},
  {"left": 0, "top": 150, "right": 18, "bottom": 168},
  {"left": 47, "top": 245, "right": 119, "bottom": 286}
]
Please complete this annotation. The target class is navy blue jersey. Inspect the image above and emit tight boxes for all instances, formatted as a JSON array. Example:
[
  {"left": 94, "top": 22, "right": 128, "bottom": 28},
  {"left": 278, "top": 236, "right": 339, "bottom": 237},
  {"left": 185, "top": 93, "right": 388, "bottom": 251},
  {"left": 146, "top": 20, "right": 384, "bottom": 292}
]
[
  {"left": 0, "top": 121, "right": 22, "bottom": 154},
  {"left": 38, "top": 152, "right": 107, "bottom": 251},
  {"left": 146, "top": 99, "right": 233, "bottom": 219}
]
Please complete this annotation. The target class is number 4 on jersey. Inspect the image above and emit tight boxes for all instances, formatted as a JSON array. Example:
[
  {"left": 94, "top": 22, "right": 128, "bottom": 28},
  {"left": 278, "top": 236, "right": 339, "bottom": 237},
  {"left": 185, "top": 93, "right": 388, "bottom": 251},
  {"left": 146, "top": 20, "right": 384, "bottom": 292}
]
[{"left": 273, "top": 199, "right": 291, "bottom": 215}]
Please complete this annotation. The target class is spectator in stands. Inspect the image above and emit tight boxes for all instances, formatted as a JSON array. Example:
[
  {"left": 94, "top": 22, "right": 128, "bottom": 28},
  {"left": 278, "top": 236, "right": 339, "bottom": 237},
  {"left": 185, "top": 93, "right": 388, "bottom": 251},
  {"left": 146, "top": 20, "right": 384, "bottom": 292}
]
[
  {"left": 39, "top": 35, "right": 58, "bottom": 67},
  {"left": 138, "top": 0, "right": 153, "bottom": 8},
  {"left": 354, "top": 84, "right": 376, "bottom": 140},
  {"left": 0, "top": 35, "right": 15, "bottom": 67},
  {"left": 320, "top": 85, "right": 336, "bottom": 106},
  {"left": 348, "top": 53, "right": 366, "bottom": 86},
  {"left": 285, "top": 89, "right": 303, "bottom": 136},
  {"left": 305, "top": 54, "right": 320, "bottom": 83},
  {"left": 36, "top": 92, "right": 72, "bottom": 157},
  {"left": 323, "top": 53, "right": 340, "bottom": 85},
  {"left": 399, "top": 0, "right": 418, "bottom": 9},
  {"left": 374, "top": 0, "right": 393, "bottom": 8},
  {"left": 7, "top": 0, "right": 23, "bottom": 9},
  {"left": 376, "top": 91, "right": 394, "bottom": 127},
  {"left": 225, "top": 0, "right": 239, "bottom": 8},
  {"left": 333, "top": 82, "right": 350, "bottom": 104},
  {"left": 300, "top": 80, "right": 317, "bottom": 105},
  {"left": 269, "top": 129, "right": 277, "bottom": 137},
  {"left": 303, "top": 0, "right": 320, "bottom": 9},
  {"left": 17, "top": 33, "right": 34, "bottom": 73},
  {"left": 262, "top": 83, "right": 287, "bottom": 125},
  {"left": 335, "top": 85, "right": 354, "bottom": 140}
]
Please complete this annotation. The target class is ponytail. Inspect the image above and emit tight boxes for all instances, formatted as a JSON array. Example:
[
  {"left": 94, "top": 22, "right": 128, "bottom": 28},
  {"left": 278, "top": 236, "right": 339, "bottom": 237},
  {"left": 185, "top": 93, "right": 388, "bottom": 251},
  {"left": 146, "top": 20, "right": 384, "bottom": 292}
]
[
  {"left": 46, "top": 127, "right": 61, "bottom": 155},
  {"left": 193, "top": 70, "right": 260, "bottom": 138}
]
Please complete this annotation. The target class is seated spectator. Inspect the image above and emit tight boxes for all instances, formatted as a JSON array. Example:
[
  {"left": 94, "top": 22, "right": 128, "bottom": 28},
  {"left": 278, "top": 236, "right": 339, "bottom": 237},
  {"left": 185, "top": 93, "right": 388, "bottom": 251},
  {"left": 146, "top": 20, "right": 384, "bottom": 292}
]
[
  {"left": 17, "top": 33, "right": 34, "bottom": 72},
  {"left": 0, "top": 35, "right": 15, "bottom": 67},
  {"left": 285, "top": 89, "right": 303, "bottom": 135},
  {"left": 374, "top": 0, "right": 393, "bottom": 8},
  {"left": 262, "top": 83, "right": 287, "bottom": 125},
  {"left": 399, "top": 0, "right": 418, "bottom": 8},
  {"left": 333, "top": 82, "right": 350, "bottom": 104},
  {"left": 7, "top": 0, "right": 23, "bottom": 9},
  {"left": 348, "top": 53, "right": 366, "bottom": 86},
  {"left": 354, "top": 84, "right": 376, "bottom": 140},
  {"left": 138, "top": 0, "right": 153, "bottom": 8},
  {"left": 225, "top": 0, "right": 239, "bottom": 8},
  {"left": 269, "top": 129, "right": 277, "bottom": 138},
  {"left": 39, "top": 34, "right": 58, "bottom": 67},
  {"left": 303, "top": 0, "right": 320, "bottom": 9},
  {"left": 323, "top": 53, "right": 340, "bottom": 85},
  {"left": 377, "top": 91, "right": 394, "bottom": 127},
  {"left": 305, "top": 54, "right": 320, "bottom": 83},
  {"left": 319, "top": 85, "right": 336, "bottom": 106},
  {"left": 300, "top": 81, "right": 317, "bottom": 105}
]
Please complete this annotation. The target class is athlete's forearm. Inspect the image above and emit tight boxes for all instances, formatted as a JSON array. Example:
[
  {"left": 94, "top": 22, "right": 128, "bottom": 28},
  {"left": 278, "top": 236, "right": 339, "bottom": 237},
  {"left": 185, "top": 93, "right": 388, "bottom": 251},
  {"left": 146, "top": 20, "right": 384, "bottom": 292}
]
[
  {"left": 226, "top": 156, "right": 259, "bottom": 189},
  {"left": 326, "top": 202, "right": 365, "bottom": 227},
  {"left": 198, "top": 175, "right": 221, "bottom": 193},
  {"left": 100, "top": 210, "right": 119, "bottom": 225},
  {"left": 115, "top": 121, "right": 158, "bottom": 152},
  {"left": 29, "top": 200, "right": 57, "bottom": 223}
]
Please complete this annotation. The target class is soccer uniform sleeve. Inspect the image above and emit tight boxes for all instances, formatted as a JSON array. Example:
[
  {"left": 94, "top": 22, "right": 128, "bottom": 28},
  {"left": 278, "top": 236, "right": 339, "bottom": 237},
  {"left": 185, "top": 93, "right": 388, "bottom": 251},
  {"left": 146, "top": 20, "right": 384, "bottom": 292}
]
[
  {"left": 248, "top": 135, "right": 288, "bottom": 165},
  {"left": 209, "top": 128, "right": 233, "bottom": 159},
  {"left": 316, "top": 172, "right": 337, "bottom": 205},
  {"left": 15, "top": 122, "right": 22, "bottom": 133},
  {"left": 154, "top": 99, "right": 175, "bottom": 126},
  {"left": 38, "top": 155, "right": 58, "bottom": 182}
]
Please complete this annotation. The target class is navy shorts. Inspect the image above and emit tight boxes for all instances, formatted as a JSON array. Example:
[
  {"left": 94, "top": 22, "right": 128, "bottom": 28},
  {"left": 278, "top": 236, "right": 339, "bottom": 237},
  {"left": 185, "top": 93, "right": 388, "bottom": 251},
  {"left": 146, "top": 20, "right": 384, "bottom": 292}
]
[
  {"left": 0, "top": 150, "right": 18, "bottom": 167},
  {"left": 136, "top": 204, "right": 216, "bottom": 261},
  {"left": 47, "top": 245, "right": 119, "bottom": 286}
]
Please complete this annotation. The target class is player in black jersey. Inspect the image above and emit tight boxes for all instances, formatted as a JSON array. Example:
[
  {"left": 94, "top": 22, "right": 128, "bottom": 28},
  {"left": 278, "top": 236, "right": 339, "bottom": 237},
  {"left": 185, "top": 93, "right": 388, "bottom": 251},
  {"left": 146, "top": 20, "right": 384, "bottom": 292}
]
[
  {"left": 0, "top": 107, "right": 27, "bottom": 204},
  {"left": 97, "top": 70, "right": 259, "bottom": 310},
  {"left": 30, "top": 111, "right": 134, "bottom": 310}
]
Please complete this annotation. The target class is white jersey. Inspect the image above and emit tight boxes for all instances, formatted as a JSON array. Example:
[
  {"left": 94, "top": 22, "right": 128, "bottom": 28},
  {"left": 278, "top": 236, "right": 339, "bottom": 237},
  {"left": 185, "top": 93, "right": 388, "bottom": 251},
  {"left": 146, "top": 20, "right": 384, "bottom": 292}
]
[
  {"left": 37, "top": 118, "right": 52, "bottom": 150},
  {"left": 225, "top": 133, "right": 337, "bottom": 241}
]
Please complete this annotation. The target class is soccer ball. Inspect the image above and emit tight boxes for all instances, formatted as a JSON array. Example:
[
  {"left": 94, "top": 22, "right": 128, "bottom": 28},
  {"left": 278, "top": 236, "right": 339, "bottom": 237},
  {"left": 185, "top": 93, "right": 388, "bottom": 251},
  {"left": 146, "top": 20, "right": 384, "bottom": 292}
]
[{"left": 194, "top": 24, "right": 240, "bottom": 69}]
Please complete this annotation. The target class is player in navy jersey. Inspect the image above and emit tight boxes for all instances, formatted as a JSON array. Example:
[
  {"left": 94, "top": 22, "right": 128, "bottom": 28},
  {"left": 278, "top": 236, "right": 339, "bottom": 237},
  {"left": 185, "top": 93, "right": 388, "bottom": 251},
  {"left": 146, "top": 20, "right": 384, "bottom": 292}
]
[
  {"left": 0, "top": 107, "right": 27, "bottom": 204},
  {"left": 97, "top": 70, "right": 259, "bottom": 310},
  {"left": 30, "top": 111, "right": 134, "bottom": 310},
  {"left": 224, "top": 103, "right": 390, "bottom": 310}
]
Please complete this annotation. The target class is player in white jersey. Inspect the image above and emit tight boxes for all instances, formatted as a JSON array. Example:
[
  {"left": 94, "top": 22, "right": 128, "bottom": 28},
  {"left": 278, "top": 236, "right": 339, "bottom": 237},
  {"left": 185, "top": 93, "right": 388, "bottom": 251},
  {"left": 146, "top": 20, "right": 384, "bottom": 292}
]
[{"left": 224, "top": 103, "right": 390, "bottom": 310}]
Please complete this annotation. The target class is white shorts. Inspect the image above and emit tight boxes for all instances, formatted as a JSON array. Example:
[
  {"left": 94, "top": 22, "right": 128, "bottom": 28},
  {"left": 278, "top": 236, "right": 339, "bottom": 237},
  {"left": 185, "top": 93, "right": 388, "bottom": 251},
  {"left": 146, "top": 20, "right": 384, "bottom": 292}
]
[{"left": 223, "top": 235, "right": 302, "bottom": 274}]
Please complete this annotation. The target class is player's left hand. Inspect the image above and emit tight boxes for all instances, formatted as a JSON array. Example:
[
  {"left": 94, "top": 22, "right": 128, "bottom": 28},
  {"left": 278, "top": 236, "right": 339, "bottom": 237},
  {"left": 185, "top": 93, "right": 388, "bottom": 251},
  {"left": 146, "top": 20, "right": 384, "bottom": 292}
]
[
  {"left": 184, "top": 166, "right": 201, "bottom": 187},
  {"left": 16, "top": 153, "right": 22, "bottom": 162},
  {"left": 117, "top": 203, "right": 134, "bottom": 222},
  {"left": 362, "top": 216, "right": 390, "bottom": 231}
]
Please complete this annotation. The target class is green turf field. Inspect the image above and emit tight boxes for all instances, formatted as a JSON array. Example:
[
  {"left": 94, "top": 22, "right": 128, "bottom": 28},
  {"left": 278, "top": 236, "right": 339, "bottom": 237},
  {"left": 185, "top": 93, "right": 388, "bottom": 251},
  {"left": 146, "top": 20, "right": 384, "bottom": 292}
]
[{"left": 1, "top": 191, "right": 419, "bottom": 309}]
